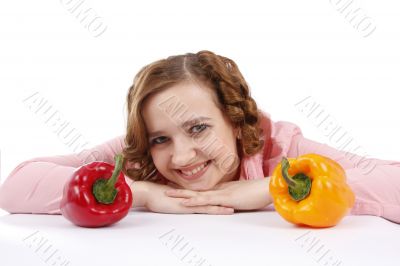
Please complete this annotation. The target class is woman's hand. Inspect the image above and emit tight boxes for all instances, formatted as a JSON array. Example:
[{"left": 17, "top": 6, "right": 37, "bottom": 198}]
[
  {"left": 164, "top": 178, "right": 273, "bottom": 211},
  {"left": 132, "top": 181, "right": 235, "bottom": 215}
]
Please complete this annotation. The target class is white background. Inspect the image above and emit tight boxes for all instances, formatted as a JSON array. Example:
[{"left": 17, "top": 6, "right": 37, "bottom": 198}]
[
  {"left": 0, "top": 2, "right": 400, "bottom": 265},
  {"left": 1, "top": 0, "right": 400, "bottom": 185}
]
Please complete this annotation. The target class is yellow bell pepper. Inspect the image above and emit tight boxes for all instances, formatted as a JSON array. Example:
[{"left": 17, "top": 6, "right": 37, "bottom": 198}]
[{"left": 269, "top": 153, "right": 355, "bottom": 228}]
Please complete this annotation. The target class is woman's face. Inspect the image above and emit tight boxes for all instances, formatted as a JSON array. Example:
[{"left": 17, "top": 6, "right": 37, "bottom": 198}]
[{"left": 142, "top": 80, "right": 241, "bottom": 191}]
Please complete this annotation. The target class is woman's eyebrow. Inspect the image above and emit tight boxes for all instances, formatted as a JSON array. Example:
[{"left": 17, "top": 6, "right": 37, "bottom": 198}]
[
  {"left": 180, "top": 116, "right": 211, "bottom": 128},
  {"left": 148, "top": 116, "right": 211, "bottom": 138}
]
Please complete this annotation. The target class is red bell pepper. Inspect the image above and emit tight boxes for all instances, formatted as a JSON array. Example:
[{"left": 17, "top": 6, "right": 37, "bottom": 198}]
[{"left": 60, "top": 154, "right": 133, "bottom": 227}]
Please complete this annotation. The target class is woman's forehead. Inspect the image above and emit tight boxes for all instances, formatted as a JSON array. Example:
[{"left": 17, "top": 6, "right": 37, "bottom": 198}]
[{"left": 143, "top": 82, "right": 219, "bottom": 118}]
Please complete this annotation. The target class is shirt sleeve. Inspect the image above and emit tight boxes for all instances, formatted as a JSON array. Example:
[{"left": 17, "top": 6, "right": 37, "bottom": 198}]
[
  {"left": 0, "top": 135, "right": 126, "bottom": 215},
  {"left": 287, "top": 133, "right": 400, "bottom": 224}
]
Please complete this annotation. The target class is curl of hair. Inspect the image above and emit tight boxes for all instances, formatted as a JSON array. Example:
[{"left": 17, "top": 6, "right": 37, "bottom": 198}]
[{"left": 122, "top": 50, "right": 266, "bottom": 182}]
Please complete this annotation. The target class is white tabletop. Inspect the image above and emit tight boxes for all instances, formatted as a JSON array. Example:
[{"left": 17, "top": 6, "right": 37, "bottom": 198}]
[{"left": 0, "top": 208, "right": 399, "bottom": 266}]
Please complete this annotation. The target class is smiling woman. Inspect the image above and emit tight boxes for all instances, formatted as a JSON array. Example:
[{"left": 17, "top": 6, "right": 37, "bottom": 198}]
[
  {"left": 141, "top": 81, "right": 242, "bottom": 191},
  {"left": 0, "top": 50, "right": 399, "bottom": 223},
  {"left": 122, "top": 51, "right": 265, "bottom": 187}
]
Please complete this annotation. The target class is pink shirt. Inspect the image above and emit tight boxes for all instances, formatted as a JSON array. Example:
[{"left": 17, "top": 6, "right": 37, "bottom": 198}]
[{"left": 1, "top": 110, "right": 399, "bottom": 223}]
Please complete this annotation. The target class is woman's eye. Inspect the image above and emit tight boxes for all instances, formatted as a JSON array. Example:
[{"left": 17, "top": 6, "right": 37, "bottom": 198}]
[
  {"left": 190, "top": 123, "right": 209, "bottom": 134},
  {"left": 151, "top": 136, "right": 168, "bottom": 145},
  {"left": 150, "top": 124, "right": 210, "bottom": 145}
]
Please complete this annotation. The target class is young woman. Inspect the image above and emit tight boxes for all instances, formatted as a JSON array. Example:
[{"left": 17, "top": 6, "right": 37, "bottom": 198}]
[{"left": 0, "top": 50, "right": 399, "bottom": 223}]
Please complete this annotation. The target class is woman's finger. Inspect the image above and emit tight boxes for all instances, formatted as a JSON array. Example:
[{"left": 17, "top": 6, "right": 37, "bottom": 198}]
[
  {"left": 191, "top": 205, "right": 234, "bottom": 215},
  {"left": 165, "top": 189, "right": 199, "bottom": 198},
  {"left": 181, "top": 194, "right": 225, "bottom": 207}
]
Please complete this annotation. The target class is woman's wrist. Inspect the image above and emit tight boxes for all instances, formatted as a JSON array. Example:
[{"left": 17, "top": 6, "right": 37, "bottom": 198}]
[
  {"left": 262, "top": 176, "right": 273, "bottom": 208},
  {"left": 129, "top": 180, "right": 149, "bottom": 208}
]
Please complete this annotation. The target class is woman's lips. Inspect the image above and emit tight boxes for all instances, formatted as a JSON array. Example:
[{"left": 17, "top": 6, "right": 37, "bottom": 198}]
[{"left": 175, "top": 160, "right": 211, "bottom": 181}]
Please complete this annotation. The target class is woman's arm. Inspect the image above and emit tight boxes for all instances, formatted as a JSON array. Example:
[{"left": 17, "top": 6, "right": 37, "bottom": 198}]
[
  {"left": 288, "top": 134, "right": 400, "bottom": 224},
  {"left": 0, "top": 135, "right": 126, "bottom": 214}
]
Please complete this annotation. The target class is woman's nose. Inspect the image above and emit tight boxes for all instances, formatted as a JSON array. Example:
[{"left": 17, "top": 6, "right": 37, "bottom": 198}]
[{"left": 171, "top": 137, "right": 197, "bottom": 167}]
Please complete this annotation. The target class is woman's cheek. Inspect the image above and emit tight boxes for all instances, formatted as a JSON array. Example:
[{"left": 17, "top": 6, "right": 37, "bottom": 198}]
[
  {"left": 150, "top": 151, "right": 167, "bottom": 174},
  {"left": 213, "top": 146, "right": 239, "bottom": 175}
]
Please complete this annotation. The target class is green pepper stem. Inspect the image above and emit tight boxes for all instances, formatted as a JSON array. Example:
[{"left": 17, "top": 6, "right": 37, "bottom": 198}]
[
  {"left": 280, "top": 157, "right": 312, "bottom": 201},
  {"left": 281, "top": 157, "right": 297, "bottom": 187},
  {"left": 105, "top": 154, "right": 124, "bottom": 189},
  {"left": 92, "top": 154, "right": 124, "bottom": 204}
]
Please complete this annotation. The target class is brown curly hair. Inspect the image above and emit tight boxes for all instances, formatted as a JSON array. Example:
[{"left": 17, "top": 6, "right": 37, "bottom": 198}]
[{"left": 122, "top": 50, "right": 265, "bottom": 182}]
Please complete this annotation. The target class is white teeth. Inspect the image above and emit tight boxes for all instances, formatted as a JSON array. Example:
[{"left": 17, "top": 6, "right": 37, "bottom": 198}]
[{"left": 180, "top": 161, "right": 209, "bottom": 176}]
